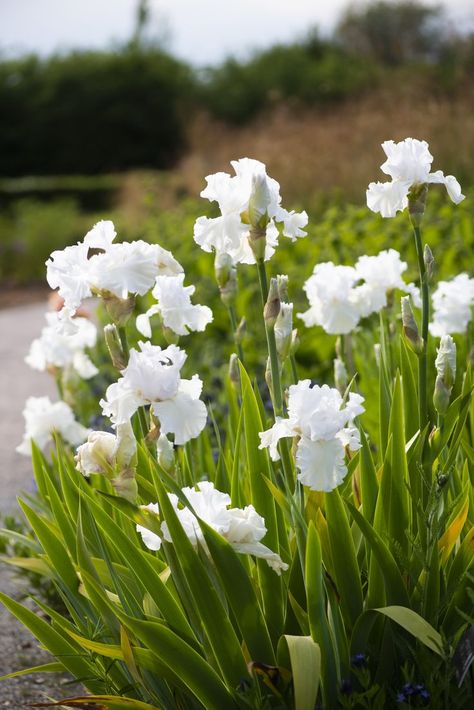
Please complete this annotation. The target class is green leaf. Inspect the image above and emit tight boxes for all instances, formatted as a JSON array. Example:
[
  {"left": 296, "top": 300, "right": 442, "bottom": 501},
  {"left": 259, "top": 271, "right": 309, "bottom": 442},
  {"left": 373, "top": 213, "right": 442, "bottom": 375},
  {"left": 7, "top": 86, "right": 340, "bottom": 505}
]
[
  {"left": 0, "top": 591, "right": 100, "bottom": 692},
  {"left": 155, "top": 475, "right": 248, "bottom": 689},
  {"left": 278, "top": 635, "right": 321, "bottom": 710},
  {"left": 30, "top": 696, "right": 162, "bottom": 709},
  {"left": 0, "top": 662, "right": 64, "bottom": 681},
  {"left": 325, "top": 488, "right": 363, "bottom": 628},
  {"left": 346, "top": 502, "right": 410, "bottom": 607},
  {"left": 305, "top": 523, "right": 339, "bottom": 708},
  {"left": 199, "top": 519, "right": 276, "bottom": 664},
  {"left": 374, "top": 606, "right": 444, "bottom": 657}
]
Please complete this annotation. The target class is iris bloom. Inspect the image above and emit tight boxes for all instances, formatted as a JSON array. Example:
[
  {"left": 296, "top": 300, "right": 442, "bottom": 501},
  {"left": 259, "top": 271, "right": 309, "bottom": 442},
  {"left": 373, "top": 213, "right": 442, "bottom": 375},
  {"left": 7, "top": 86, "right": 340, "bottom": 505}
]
[
  {"left": 136, "top": 273, "right": 213, "bottom": 338},
  {"left": 17, "top": 396, "right": 89, "bottom": 456},
  {"left": 25, "top": 311, "right": 98, "bottom": 379},
  {"left": 299, "top": 250, "right": 420, "bottom": 335},
  {"left": 259, "top": 381, "right": 364, "bottom": 491},
  {"left": 46, "top": 220, "right": 182, "bottom": 320},
  {"left": 367, "top": 138, "right": 464, "bottom": 218},
  {"left": 430, "top": 273, "right": 474, "bottom": 337},
  {"left": 136, "top": 481, "right": 288, "bottom": 574},
  {"left": 194, "top": 158, "right": 308, "bottom": 264},
  {"left": 100, "top": 342, "right": 207, "bottom": 445}
]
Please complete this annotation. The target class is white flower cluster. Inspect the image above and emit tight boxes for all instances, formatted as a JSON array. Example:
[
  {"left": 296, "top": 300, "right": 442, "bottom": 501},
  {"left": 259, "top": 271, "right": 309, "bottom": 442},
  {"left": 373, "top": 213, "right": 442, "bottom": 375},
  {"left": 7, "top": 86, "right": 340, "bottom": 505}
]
[
  {"left": 25, "top": 311, "right": 98, "bottom": 379},
  {"left": 299, "top": 249, "right": 419, "bottom": 335},
  {"left": 367, "top": 138, "right": 464, "bottom": 218},
  {"left": 430, "top": 273, "right": 474, "bottom": 337},
  {"left": 136, "top": 481, "right": 288, "bottom": 574},
  {"left": 46, "top": 220, "right": 182, "bottom": 320},
  {"left": 100, "top": 342, "right": 207, "bottom": 445},
  {"left": 259, "top": 382, "right": 364, "bottom": 491},
  {"left": 194, "top": 158, "right": 308, "bottom": 264},
  {"left": 17, "top": 396, "right": 89, "bottom": 456}
]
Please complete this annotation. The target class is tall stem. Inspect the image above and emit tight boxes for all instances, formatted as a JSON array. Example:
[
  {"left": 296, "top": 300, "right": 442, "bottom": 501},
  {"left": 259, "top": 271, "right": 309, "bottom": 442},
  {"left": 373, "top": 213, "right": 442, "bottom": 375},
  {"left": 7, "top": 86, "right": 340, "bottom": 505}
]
[
  {"left": 256, "top": 258, "right": 283, "bottom": 417},
  {"left": 413, "top": 224, "right": 429, "bottom": 430}
]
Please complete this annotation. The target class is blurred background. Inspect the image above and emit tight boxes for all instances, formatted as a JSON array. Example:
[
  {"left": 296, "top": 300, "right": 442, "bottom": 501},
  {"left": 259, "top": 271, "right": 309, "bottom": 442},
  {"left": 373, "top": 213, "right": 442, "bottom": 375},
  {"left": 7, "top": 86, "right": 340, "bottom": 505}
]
[{"left": 1, "top": 0, "right": 474, "bottom": 295}]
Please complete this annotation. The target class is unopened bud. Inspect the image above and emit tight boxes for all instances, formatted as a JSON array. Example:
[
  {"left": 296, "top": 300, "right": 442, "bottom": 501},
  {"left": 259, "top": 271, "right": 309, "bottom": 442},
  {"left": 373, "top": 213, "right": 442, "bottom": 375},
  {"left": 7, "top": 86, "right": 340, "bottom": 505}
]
[
  {"left": 435, "top": 335, "right": 456, "bottom": 388},
  {"left": 433, "top": 335, "right": 456, "bottom": 415},
  {"left": 264, "top": 278, "right": 281, "bottom": 328},
  {"left": 277, "top": 274, "right": 289, "bottom": 302},
  {"left": 104, "top": 324, "right": 126, "bottom": 370},
  {"left": 275, "top": 302, "right": 293, "bottom": 362},
  {"left": 103, "top": 293, "right": 135, "bottom": 326},
  {"left": 248, "top": 174, "right": 271, "bottom": 229},
  {"left": 424, "top": 244, "right": 434, "bottom": 280},
  {"left": 290, "top": 328, "right": 300, "bottom": 355},
  {"left": 265, "top": 356, "right": 273, "bottom": 392},
  {"left": 334, "top": 357, "right": 348, "bottom": 394},
  {"left": 236, "top": 317, "right": 246, "bottom": 344},
  {"left": 428, "top": 426, "right": 442, "bottom": 456},
  {"left": 408, "top": 184, "right": 428, "bottom": 227},
  {"left": 401, "top": 296, "right": 424, "bottom": 355},
  {"left": 228, "top": 353, "right": 240, "bottom": 386},
  {"left": 215, "top": 252, "right": 237, "bottom": 306},
  {"left": 156, "top": 433, "right": 175, "bottom": 474}
]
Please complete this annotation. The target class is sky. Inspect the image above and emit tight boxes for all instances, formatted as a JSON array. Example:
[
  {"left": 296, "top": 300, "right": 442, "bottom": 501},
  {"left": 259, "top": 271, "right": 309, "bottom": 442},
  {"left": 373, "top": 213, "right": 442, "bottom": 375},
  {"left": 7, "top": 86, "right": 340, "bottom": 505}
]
[{"left": 1, "top": 0, "right": 474, "bottom": 66}]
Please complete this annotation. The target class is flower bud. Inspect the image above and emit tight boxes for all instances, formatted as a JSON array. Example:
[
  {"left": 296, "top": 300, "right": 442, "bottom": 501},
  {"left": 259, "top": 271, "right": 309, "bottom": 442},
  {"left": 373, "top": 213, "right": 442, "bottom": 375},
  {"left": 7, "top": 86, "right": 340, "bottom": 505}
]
[
  {"left": 102, "top": 293, "right": 136, "bottom": 326},
  {"left": 248, "top": 174, "right": 271, "bottom": 229},
  {"left": 435, "top": 335, "right": 456, "bottom": 388},
  {"left": 215, "top": 252, "right": 237, "bottom": 306},
  {"left": 264, "top": 278, "right": 281, "bottom": 328},
  {"left": 228, "top": 353, "right": 240, "bottom": 386},
  {"left": 277, "top": 274, "right": 289, "bottom": 302},
  {"left": 157, "top": 433, "right": 175, "bottom": 474},
  {"left": 236, "top": 317, "right": 246, "bottom": 344},
  {"left": 290, "top": 328, "right": 300, "bottom": 355},
  {"left": 401, "top": 296, "right": 424, "bottom": 355},
  {"left": 334, "top": 357, "right": 348, "bottom": 394},
  {"left": 76, "top": 431, "right": 116, "bottom": 478},
  {"left": 275, "top": 302, "right": 293, "bottom": 362},
  {"left": 428, "top": 426, "right": 442, "bottom": 456},
  {"left": 433, "top": 335, "right": 456, "bottom": 415},
  {"left": 104, "top": 324, "right": 126, "bottom": 370},
  {"left": 424, "top": 244, "right": 434, "bottom": 280}
]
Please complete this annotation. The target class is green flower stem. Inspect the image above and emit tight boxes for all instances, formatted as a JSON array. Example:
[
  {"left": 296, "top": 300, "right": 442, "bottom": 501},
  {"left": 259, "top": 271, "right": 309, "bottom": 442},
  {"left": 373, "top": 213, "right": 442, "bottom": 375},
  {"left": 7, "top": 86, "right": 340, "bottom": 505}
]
[
  {"left": 227, "top": 303, "right": 245, "bottom": 364},
  {"left": 412, "top": 224, "right": 429, "bottom": 430},
  {"left": 256, "top": 258, "right": 283, "bottom": 417},
  {"left": 290, "top": 353, "right": 299, "bottom": 385}
]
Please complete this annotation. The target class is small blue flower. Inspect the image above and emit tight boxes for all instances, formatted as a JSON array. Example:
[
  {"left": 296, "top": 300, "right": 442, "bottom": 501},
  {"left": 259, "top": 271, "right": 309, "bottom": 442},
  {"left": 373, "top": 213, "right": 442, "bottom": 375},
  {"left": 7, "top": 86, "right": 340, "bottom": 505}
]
[
  {"left": 396, "top": 692, "right": 407, "bottom": 703},
  {"left": 351, "top": 652, "right": 367, "bottom": 668}
]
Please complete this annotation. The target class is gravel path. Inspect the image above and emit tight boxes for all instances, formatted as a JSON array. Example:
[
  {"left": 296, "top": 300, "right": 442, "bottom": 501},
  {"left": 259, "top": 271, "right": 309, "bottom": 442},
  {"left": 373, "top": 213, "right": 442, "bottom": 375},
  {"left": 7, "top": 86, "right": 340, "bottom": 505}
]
[{"left": 0, "top": 301, "right": 77, "bottom": 705}]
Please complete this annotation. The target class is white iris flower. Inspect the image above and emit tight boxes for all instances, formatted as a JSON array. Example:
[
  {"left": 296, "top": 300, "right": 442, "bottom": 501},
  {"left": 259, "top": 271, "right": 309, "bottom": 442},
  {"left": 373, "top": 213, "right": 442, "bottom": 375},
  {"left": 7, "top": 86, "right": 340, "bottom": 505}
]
[
  {"left": 194, "top": 158, "right": 308, "bottom": 264},
  {"left": 136, "top": 481, "right": 288, "bottom": 574},
  {"left": 259, "top": 381, "right": 364, "bottom": 492},
  {"left": 25, "top": 311, "right": 98, "bottom": 379},
  {"left": 46, "top": 220, "right": 182, "bottom": 320},
  {"left": 100, "top": 342, "right": 207, "bottom": 445},
  {"left": 367, "top": 138, "right": 464, "bottom": 218},
  {"left": 17, "top": 396, "right": 89, "bottom": 456},
  {"left": 430, "top": 273, "right": 474, "bottom": 337}
]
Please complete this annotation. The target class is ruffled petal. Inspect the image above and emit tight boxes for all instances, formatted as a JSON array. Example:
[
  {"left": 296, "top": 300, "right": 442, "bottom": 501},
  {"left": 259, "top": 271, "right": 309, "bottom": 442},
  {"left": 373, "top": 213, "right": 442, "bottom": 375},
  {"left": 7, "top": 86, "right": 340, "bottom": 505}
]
[
  {"left": 296, "top": 436, "right": 348, "bottom": 492},
  {"left": 153, "top": 382, "right": 207, "bottom": 445},
  {"left": 366, "top": 180, "right": 410, "bottom": 218},
  {"left": 258, "top": 416, "right": 296, "bottom": 461}
]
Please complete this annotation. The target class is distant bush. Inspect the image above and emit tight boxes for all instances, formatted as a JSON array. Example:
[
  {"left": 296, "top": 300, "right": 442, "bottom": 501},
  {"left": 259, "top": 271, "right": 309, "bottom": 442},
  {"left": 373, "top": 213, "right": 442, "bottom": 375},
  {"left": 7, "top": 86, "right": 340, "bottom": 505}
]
[
  {"left": 199, "top": 36, "right": 377, "bottom": 123},
  {"left": 0, "top": 49, "right": 193, "bottom": 177}
]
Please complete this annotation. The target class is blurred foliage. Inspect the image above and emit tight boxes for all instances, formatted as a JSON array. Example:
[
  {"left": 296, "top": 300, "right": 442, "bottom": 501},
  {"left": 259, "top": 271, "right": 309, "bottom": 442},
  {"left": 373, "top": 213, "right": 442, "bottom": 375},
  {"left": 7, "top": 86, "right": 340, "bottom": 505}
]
[{"left": 0, "top": 2, "right": 473, "bottom": 173}]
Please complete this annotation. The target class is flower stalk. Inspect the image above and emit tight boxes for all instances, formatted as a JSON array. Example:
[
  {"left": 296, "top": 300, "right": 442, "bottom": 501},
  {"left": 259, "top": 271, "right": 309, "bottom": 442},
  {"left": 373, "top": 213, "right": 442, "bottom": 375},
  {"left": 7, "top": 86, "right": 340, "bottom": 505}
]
[
  {"left": 411, "top": 221, "right": 429, "bottom": 430},
  {"left": 256, "top": 258, "right": 283, "bottom": 417}
]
